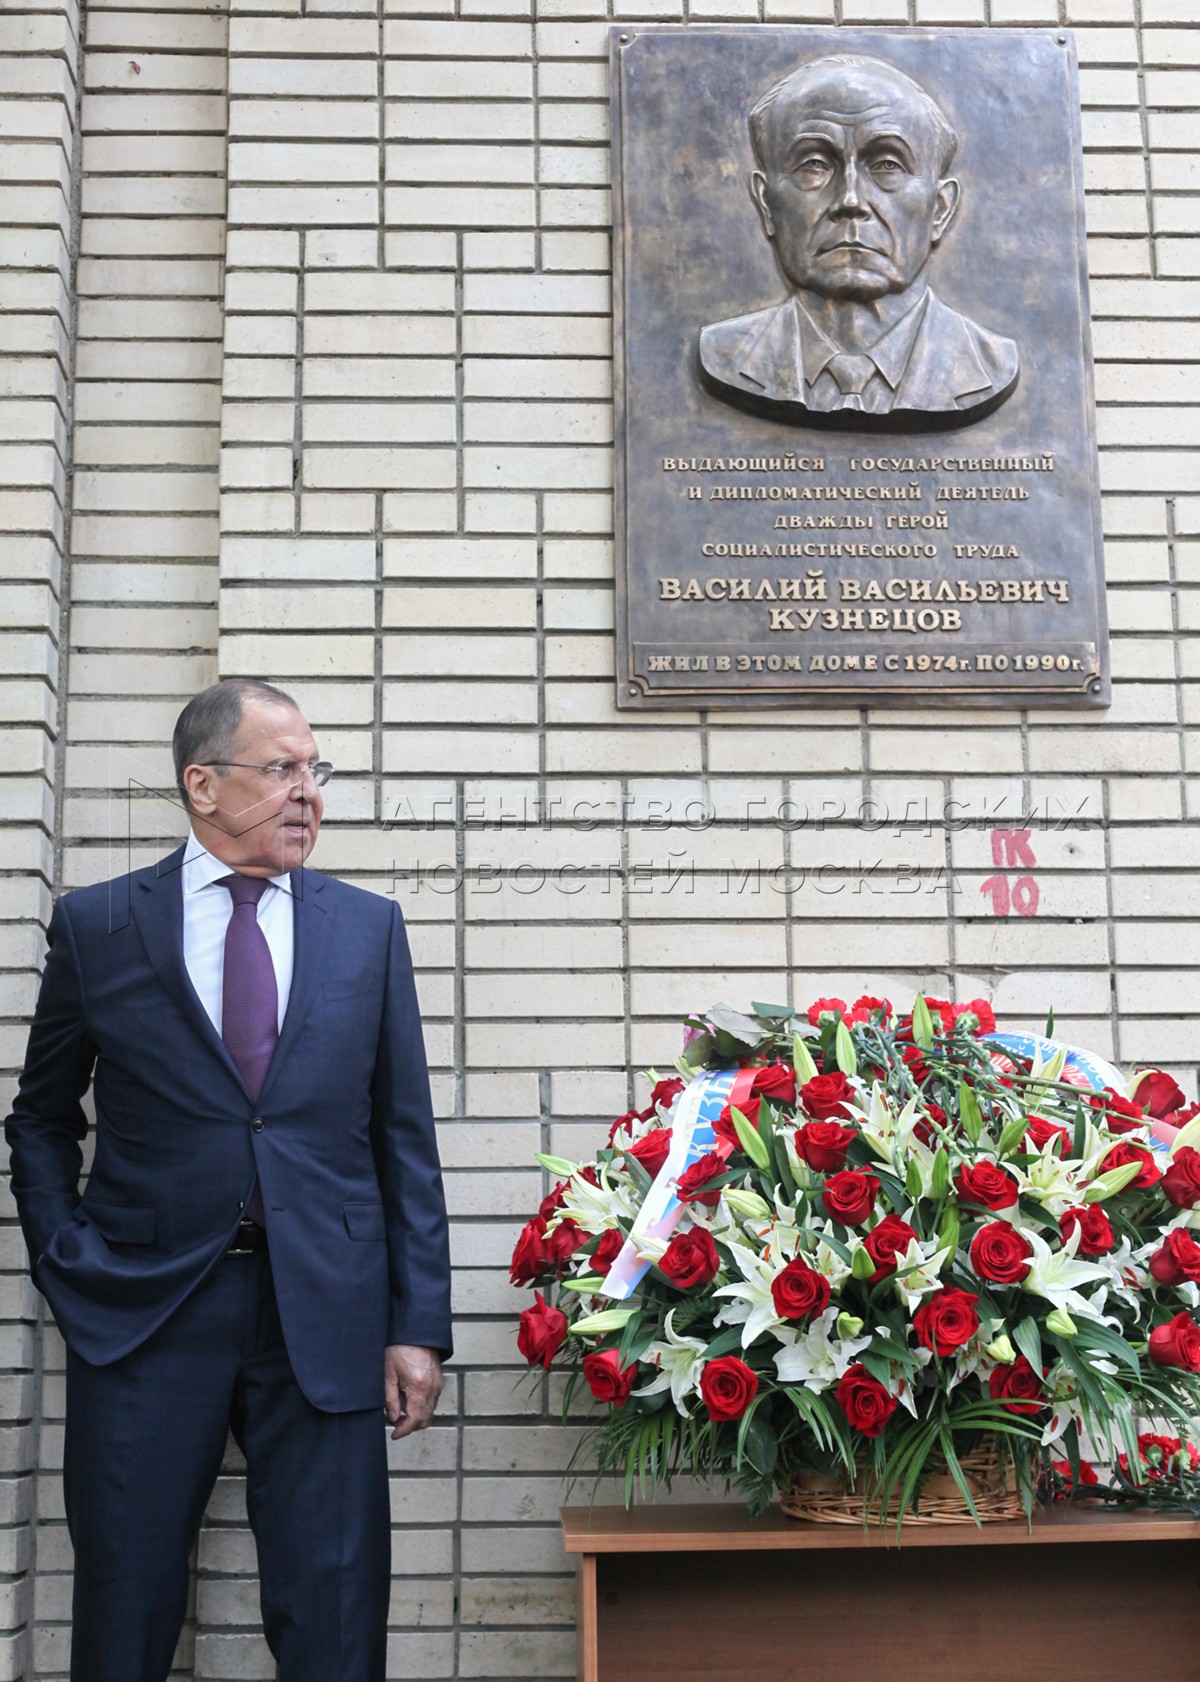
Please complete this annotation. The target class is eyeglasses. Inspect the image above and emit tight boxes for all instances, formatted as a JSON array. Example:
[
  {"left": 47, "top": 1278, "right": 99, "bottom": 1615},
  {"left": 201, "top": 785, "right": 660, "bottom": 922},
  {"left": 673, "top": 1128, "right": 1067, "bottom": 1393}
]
[{"left": 202, "top": 759, "right": 334, "bottom": 787}]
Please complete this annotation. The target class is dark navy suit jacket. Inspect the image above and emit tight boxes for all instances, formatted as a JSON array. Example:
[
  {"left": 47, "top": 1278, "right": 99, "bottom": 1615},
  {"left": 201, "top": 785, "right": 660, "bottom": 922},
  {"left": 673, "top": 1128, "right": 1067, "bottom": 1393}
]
[{"left": 5, "top": 846, "right": 452, "bottom": 1413}]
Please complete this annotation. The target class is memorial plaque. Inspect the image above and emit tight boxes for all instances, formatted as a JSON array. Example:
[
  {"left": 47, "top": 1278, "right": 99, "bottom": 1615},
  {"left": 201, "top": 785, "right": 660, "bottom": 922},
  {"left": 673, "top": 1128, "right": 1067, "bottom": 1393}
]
[{"left": 611, "top": 27, "right": 1109, "bottom": 709}]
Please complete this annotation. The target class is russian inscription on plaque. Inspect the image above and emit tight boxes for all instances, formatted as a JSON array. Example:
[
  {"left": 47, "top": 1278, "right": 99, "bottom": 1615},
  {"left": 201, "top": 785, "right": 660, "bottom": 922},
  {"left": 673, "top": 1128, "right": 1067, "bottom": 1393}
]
[{"left": 612, "top": 28, "right": 1109, "bottom": 708}]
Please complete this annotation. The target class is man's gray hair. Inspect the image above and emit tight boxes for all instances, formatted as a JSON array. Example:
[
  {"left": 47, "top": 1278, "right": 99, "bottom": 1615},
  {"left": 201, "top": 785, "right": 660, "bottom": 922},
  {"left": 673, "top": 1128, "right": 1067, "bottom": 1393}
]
[
  {"left": 748, "top": 54, "right": 960, "bottom": 177},
  {"left": 173, "top": 678, "right": 299, "bottom": 809}
]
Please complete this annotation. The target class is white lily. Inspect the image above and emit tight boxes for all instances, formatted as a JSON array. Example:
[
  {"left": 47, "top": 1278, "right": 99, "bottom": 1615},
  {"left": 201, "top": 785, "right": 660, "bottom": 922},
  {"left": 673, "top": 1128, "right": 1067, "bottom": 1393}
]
[
  {"left": 773, "top": 1306, "right": 871, "bottom": 1392},
  {"left": 1021, "top": 1149, "right": 1084, "bottom": 1217},
  {"left": 1021, "top": 1223, "right": 1110, "bottom": 1320},
  {"left": 712, "top": 1239, "right": 787, "bottom": 1348},
  {"left": 890, "top": 1237, "right": 952, "bottom": 1312},
  {"left": 559, "top": 1164, "right": 640, "bottom": 1229},
  {"left": 633, "top": 1309, "right": 708, "bottom": 1415}
]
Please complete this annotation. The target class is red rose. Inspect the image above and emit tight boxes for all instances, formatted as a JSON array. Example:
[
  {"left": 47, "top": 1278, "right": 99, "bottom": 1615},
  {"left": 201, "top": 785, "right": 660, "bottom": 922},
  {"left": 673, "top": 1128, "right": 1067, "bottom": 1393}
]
[
  {"left": 658, "top": 1226, "right": 719, "bottom": 1289},
  {"left": 954, "top": 1161, "right": 1019, "bottom": 1210},
  {"left": 608, "top": 1109, "right": 640, "bottom": 1143},
  {"left": 1135, "top": 1069, "right": 1187, "bottom": 1119},
  {"left": 699, "top": 1356, "right": 758, "bottom": 1422},
  {"left": 1025, "top": 1115, "right": 1071, "bottom": 1156},
  {"left": 751, "top": 1063, "right": 797, "bottom": 1104},
  {"left": 648, "top": 1076, "right": 686, "bottom": 1113},
  {"left": 510, "top": 1216, "right": 551, "bottom": 1285},
  {"left": 517, "top": 1291, "right": 568, "bottom": 1369},
  {"left": 1163, "top": 1147, "right": 1200, "bottom": 1209},
  {"left": 627, "top": 1128, "right": 673, "bottom": 1179},
  {"left": 714, "top": 1095, "right": 760, "bottom": 1151},
  {"left": 948, "top": 998, "right": 995, "bottom": 1035},
  {"left": 1100, "top": 1141, "right": 1161, "bottom": 1191},
  {"left": 1149, "top": 1311, "right": 1200, "bottom": 1372},
  {"left": 913, "top": 1287, "right": 981, "bottom": 1356},
  {"left": 675, "top": 1151, "right": 726, "bottom": 1207},
  {"left": 582, "top": 1348, "right": 637, "bottom": 1407},
  {"left": 1149, "top": 1228, "right": 1200, "bottom": 1287},
  {"left": 794, "top": 1119, "right": 856, "bottom": 1172},
  {"left": 544, "top": 1219, "right": 584, "bottom": 1266},
  {"left": 770, "top": 1259, "right": 831, "bottom": 1322},
  {"left": 835, "top": 1363, "right": 898, "bottom": 1438},
  {"left": 539, "top": 1179, "right": 568, "bottom": 1221},
  {"left": 970, "top": 1221, "right": 1033, "bottom": 1285},
  {"left": 863, "top": 1213, "right": 918, "bottom": 1282},
  {"left": 989, "top": 1354, "right": 1045, "bottom": 1414},
  {"left": 1059, "top": 1205, "right": 1115, "bottom": 1257},
  {"left": 799, "top": 1071, "right": 856, "bottom": 1121},
  {"left": 591, "top": 1229, "right": 624, "bottom": 1275},
  {"left": 807, "top": 996, "right": 846, "bottom": 1026},
  {"left": 1090, "top": 1087, "right": 1146, "bottom": 1135},
  {"left": 822, "top": 1169, "right": 880, "bottom": 1227}
]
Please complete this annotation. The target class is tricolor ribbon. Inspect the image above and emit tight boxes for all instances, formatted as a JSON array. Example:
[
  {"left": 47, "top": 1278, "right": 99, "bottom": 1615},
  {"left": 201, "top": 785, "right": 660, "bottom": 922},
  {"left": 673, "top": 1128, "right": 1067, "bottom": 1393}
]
[{"left": 601, "top": 1065, "right": 760, "bottom": 1301}]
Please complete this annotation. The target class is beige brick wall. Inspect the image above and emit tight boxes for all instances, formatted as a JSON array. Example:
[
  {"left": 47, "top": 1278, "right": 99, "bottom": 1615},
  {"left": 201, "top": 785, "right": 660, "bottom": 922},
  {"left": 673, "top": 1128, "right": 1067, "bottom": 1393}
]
[{"left": 3, "top": 0, "right": 1200, "bottom": 1676}]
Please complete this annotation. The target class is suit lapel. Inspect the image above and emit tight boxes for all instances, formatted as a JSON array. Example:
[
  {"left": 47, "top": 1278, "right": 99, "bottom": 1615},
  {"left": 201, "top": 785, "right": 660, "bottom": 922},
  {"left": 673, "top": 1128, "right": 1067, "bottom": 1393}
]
[
  {"left": 132, "top": 845, "right": 252, "bottom": 1098},
  {"left": 738, "top": 298, "right": 803, "bottom": 399},
  {"left": 256, "top": 867, "right": 332, "bottom": 1108},
  {"left": 899, "top": 293, "right": 992, "bottom": 408}
]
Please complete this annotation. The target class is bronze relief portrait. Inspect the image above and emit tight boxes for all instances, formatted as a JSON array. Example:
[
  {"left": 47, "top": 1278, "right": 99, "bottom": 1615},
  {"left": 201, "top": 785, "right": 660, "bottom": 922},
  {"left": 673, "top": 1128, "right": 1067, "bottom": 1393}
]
[{"left": 698, "top": 54, "right": 1021, "bottom": 430}]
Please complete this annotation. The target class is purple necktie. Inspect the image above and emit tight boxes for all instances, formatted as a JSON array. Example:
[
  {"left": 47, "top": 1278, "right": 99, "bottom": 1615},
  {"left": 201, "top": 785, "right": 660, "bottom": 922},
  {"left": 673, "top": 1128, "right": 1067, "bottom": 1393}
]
[{"left": 220, "top": 873, "right": 277, "bottom": 1225}]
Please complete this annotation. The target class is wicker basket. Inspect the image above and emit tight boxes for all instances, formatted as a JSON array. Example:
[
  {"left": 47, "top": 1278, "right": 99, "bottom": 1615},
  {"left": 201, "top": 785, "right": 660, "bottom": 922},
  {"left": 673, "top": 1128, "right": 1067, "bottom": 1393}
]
[{"left": 780, "top": 1434, "right": 1023, "bottom": 1525}]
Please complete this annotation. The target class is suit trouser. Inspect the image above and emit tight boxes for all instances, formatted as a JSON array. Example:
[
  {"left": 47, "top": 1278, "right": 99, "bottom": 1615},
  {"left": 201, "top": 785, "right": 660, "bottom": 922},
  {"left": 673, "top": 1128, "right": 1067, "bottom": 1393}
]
[{"left": 62, "top": 1247, "right": 390, "bottom": 1682}]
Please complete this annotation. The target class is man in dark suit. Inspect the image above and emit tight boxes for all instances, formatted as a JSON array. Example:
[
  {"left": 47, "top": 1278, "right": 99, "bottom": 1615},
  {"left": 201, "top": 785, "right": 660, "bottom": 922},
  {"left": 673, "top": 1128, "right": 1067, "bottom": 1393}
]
[
  {"left": 698, "top": 54, "right": 1020, "bottom": 427},
  {"left": 6, "top": 678, "right": 452, "bottom": 1682}
]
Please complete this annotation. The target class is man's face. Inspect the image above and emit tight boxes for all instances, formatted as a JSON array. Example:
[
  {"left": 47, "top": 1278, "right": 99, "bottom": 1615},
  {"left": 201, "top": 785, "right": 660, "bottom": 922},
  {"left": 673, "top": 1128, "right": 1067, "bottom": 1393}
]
[
  {"left": 186, "top": 699, "right": 324, "bottom": 877},
  {"left": 751, "top": 64, "right": 959, "bottom": 303}
]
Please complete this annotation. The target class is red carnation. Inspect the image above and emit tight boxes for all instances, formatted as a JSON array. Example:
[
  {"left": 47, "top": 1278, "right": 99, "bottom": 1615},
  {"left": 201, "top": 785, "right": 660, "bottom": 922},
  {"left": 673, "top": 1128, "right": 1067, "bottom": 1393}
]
[
  {"left": 1025, "top": 1115, "right": 1071, "bottom": 1156},
  {"left": 970, "top": 1221, "right": 1033, "bottom": 1286},
  {"left": 821, "top": 1169, "right": 880, "bottom": 1227},
  {"left": 799, "top": 1071, "right": 856, "bottom": 1121},
  {"left": 807, "top": 997, "right": 846, "bottom": 1026},
  {"left": 591, "top": 1229, "right": 624, "bottom": 1276},
  {"left": 675, "top": 1151, "right": 726, "bottom": 1207},
  {"left": 1059, "top": 1205, "right": 1115, "bottom": 1256},
  {"left": 794, "top": 1119, "right": 856, "bottom": 1172},
  {"left": 510, "top": 1215, "right": 552, "bottom": 1285},
  {"left": 948, "top": 998, "right": 996, "bottom": 1035},
  {"left": 1149, "top": 1228, "right": 1200, "bottom": 1287},
  {"left": 901, "top": 1044, "right": 929, "bottom": 1083},
  {"left": 1149, "top": 1312, "right": 1200, "bottom": 1373},
  {"left": 770, "top": 1259, "right": 831, "bottom": 1322},
  {"left": 835, "top": 1363, "right": 898, "bottom": 1438},
  {"left": 658, "top": 1226, "right": 720, "bottom": 1289},
  {"left": 990, "top": 1355, "right": 1045, "bottom": 1414},
  {"left": 1163, "top": 1147, "right": 1200, "bottom": 1209},
  {"left": 1052, "top": 1457, "right": 1099, "bottom": 1496},
  {"left": 954, "top": 1161, "right": 1019, "bottom": 1210},
  {"left": 627, "top": 1128, "right": 673, "bottom": 1179},
  {"left": 699, "top": 1356, "right": 758, "bottom": 1422},
  {"left": 1099, "top": 1141, "right": 1161, "bottom": 1191},
  {"left": 714, "top": 1096, "right": 760, "bottom": 1151},
  {"left": 863, "top": 1213, "right": 918, "bottom": 1282},
  {"left": 913, "top": 1103, "right": 949, "bottom": 1147},
  {"left": 751, "top": 1063, "right": 797, "bottom": 1104},
  {"left": 914, "top": 1287, "right": 980, "bottom": 1356},
  {"left": 517, "top": 1291, "right": 568, "bottom": 1369},
  {"left": 851, "top": 994, "right": 891, "bottom": 1021},
  {"left": 582, "top": 1348, "right": 637, "bottom": 1407}
]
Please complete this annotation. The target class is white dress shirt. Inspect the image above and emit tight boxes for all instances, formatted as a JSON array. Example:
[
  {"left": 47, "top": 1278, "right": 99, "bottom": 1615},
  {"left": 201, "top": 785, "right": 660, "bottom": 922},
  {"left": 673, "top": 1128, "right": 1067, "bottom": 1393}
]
[{"left": 180, "top": 830, "right": 294, "bottom": 1036}]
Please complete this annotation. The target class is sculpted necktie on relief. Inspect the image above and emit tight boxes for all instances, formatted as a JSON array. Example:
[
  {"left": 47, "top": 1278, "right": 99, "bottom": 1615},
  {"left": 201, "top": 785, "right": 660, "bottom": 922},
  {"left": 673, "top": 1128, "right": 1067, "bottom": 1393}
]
[
  {"left": 825, "top": 352, "right": 877, "bottom": 412},
  {"left": 220, "top": 874, "right": 277, "bottom": 1224}
]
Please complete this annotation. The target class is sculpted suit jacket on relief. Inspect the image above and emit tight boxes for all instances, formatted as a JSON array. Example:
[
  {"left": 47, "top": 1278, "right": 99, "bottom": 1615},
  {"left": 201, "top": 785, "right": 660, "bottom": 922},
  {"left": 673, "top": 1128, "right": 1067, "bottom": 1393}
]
[
  {"left": 6, "top": 846, "right": 452, "bottom": 1413},
  {"left": 699, "top": 289, "right": 1020, "bottom": 420}
]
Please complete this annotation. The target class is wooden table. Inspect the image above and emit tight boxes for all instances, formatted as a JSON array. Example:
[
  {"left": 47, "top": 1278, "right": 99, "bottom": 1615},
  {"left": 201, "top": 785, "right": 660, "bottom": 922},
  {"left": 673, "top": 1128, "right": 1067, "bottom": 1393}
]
[{"left": 561, "top": 1504, "right": 1200, "bottom": 1682}]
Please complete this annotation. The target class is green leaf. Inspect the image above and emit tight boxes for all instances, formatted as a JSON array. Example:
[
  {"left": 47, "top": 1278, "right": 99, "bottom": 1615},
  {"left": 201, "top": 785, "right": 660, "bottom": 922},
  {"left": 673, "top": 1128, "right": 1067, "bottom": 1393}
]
[
  {"left": 751, "top": 1000, "right": 792, "bottom": 1020},
  {"left": 731, "top": 1104, "right": 771, "bottom": 1170},
  {"left": 835, "top": 1019, "right": 858, "bottom": 1077},
  {"left": 938, "top": 1206, "right": 960, "bottom": 1257},
  {"left": 739, "top": 1408, "right": 778, "bottom": 1479},
  {"left": 911, "top": 994, "right": 935, "bottom": 1049},
  {"left": 792, "top": 1032, "right": 819, "bottom": 1084},
  {"left": 1073, "top": 1319, "right": 1141, "bottom": 1377},
  {"left": 705, "top": 1004, "right": 767, "bottom": 1047},
  {"left": 1045, "top": 1007, "right": 1055, "bottom": 1039},
  {"left": 1013, "top": 1315, "right": 1042, "bottom": 1372}
]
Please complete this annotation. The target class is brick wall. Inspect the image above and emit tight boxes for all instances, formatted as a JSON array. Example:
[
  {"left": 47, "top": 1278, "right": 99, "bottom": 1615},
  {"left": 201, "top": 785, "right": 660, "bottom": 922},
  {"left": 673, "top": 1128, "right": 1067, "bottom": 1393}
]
[{"left": 2, "top": 0, "right": 1199, "bottom": 1676}]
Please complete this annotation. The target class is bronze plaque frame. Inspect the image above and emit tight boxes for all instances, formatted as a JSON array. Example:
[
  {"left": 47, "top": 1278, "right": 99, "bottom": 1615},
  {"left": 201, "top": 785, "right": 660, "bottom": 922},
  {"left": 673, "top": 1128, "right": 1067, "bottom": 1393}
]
[{"left": 611, "top": 27, "right": 1109, "bottom": 710}]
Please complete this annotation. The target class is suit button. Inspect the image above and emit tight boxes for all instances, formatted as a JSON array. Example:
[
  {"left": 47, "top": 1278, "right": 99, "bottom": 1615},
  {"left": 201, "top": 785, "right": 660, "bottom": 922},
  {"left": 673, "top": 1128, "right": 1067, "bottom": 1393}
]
[{"left": 252, "top": 1117, "right": 265, "bottom": 1133}]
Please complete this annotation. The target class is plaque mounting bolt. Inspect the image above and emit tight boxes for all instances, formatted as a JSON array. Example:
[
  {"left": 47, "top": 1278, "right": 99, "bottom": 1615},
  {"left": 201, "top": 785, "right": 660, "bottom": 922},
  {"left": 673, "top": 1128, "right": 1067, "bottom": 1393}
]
[
  {"left": 1057, "top": 33, "right": 1066, "bottom": 43},
  {"left": 620, "top": 32, "right": 629, "bottom": 42}
]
